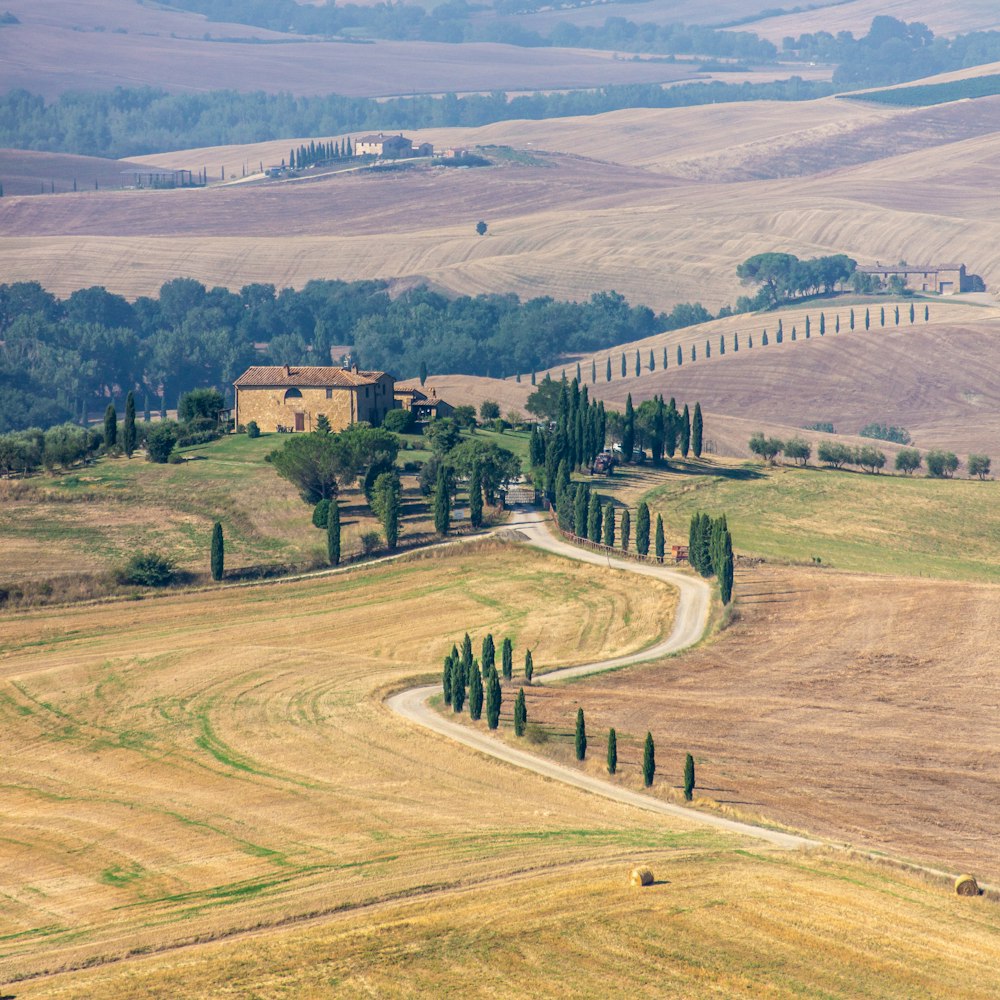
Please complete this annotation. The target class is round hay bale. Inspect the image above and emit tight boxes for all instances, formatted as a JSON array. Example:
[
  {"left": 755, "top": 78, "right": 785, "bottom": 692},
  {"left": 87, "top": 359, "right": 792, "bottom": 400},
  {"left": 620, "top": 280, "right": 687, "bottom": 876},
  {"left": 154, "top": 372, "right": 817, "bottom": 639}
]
[
  {"left": 955, "top": 874, "right": 980, "bottom": 897},
  {"left": 629, "top": 867, "right": 654, "bottom": 887}
]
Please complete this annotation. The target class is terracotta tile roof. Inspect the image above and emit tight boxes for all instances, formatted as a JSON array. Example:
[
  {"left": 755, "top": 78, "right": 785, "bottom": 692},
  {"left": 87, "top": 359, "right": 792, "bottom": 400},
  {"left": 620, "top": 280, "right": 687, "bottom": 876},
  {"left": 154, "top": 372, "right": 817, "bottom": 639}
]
[
  {"left": 234, "top": 366, "right": 388, "bottom": 388},
  {"left": 858, "top": 263, "right": 964, "bottom": 274}
]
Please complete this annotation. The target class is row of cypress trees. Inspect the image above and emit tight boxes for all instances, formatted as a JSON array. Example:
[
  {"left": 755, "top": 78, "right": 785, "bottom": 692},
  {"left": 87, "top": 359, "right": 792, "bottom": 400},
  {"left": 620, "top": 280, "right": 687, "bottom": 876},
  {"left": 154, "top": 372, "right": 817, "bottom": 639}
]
[
  {"left": 442, "top": 633, "right": 534, "bottom": 729},
  {"left": 688, "top": 512, "right": 734, "bottom": 604},
  {"left": 102, "top": 391, "right": 138, "bottom": 457},
  {"left": 433, "top": 461, "right": 484, "bottom": 536},
  {"left": 288, "top": 137, "right": 353, "bottom": 170},
  {"left": 622, "top": 394, "right": 703, "bottom": 463}
]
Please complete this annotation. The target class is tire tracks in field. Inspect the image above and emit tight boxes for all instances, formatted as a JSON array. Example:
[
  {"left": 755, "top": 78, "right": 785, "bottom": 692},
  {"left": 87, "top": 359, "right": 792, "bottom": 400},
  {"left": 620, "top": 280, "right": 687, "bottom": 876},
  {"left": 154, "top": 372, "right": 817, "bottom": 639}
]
[{"left": 388, "top": 507, "right": 821, "bottom": 852}]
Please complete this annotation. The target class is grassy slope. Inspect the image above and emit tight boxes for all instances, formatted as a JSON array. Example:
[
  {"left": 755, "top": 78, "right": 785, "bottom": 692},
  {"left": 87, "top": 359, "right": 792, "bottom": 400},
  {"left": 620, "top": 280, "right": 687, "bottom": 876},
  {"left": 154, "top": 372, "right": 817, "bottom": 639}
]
[
  {"left": 624, "top": 459, "right": 1000, "bottom": 580},
  {"left": 0, "top": 543, "right": 679, "bottom": 981}
]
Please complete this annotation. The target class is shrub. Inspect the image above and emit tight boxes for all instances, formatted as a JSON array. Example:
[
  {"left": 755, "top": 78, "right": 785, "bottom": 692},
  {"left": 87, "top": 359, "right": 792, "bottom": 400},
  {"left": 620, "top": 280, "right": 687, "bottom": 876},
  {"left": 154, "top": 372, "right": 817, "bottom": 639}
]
[
  {"left": 782, "top": 437, "right": 811, "bottom": 466},
  {"left": 117, "top": 551, "right": 174, "bottom": 587},
  {"left": 382, "top": 408, "right": 415, "bottom": 433},
  {"left": 146, "top": 422, "right": 178, "bottom": 463},
  {"left": 926, "top": 450, "right": 959, "bottom": 478},
  {"left": 968, "top": 454, "right": 991, "bottom": 480},
  {"left": 895, "top": 448, "right": 922, "bottom": 475},
  {"left": 360, "top": 530, "right": 381, "bottom": 554},
  {"left": 312, "top": 498, "right": 331, "bottom": 528},
  {"left": 859, "top": 423, "right": 911, "bottom": 445},
  {"left": 246, "top": 421, "right": 260, "bottom": 439}
]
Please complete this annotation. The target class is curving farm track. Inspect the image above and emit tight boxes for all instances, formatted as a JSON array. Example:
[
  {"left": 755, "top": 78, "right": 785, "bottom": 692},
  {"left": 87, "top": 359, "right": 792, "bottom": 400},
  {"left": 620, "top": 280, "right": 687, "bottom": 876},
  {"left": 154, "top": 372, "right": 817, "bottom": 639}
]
[{"left": 388, "top": 508, "right": 820, "bottom": 852}]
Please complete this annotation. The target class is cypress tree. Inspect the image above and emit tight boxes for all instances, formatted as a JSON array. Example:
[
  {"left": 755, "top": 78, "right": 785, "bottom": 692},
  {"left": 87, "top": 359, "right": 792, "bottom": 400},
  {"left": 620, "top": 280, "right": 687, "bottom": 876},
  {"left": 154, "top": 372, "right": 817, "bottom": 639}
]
[
  {"left": 622, "top": 394, "right": 635, "bottom": 460},
  {"left": 606, "top": 357, "right": 612, "bottom": 381},
  {"left": 655, "top": 513, "right": 665, "bottom": 561},
  {"left": 791, "top": 326, "right": 797, "bottom": 341},
  {"left": 909, "top": 303, "right": 915, "bottom": 323},
  {"left": 677, "top": 345, "right": 683, "bottom": 367},
  {"left": 762, "top": 330, "right": 769, "bottom": 345},
  {"left": 836, "top": 314, "right": 841, "bottom": 332},
  {"left": 592, "top": 358, "right": 597, "bottom": 383},
  {"left": 419, "top": 360, "right": 427, "bottom": 386},
  {"left": 805, "top": 315, "right": 811, "bottom": 338},
  {"left": 443, "top": 655, "right": 453, "bottom": 705},
  {"left": 620, "top": 508, "right": 631, "bottom": 553},
  {"left": 850, "top": 308, "right": 855, "bottom": 330},
  {"left": 734, "top": 331, "right": 739, "bottom": 352},
  {"left": 719, "top": 529, "right": 734, "bottom": 605},
  {"left": 452, "top": 662, "right": 466, "bottom": 712},
  {"left": 575, "top": 708, "right": 587, "bottom": 760},
  {"left": 469, "top": 462, "right": 483, "bottom": 528},
  {"left": 607, "top": 728, "right": 617, "bottom": 774},
  {"left": 688, "top": 514, "right": 700, "bottom": 572},
  {"left": 433, "top": 465, "right": 450, "bottom": 535},
  {"left": 692, "top": 403, "right": 703, "bottom": 458},
  {"left": 636, "top": 502, "right": 650, "bottom": 556},
  {"left": 524, "top": 649, "right": 533, "bottom": 684},
  {"left": 482, "top": 634, "right": 495, "bottom": 676},
  {"left": 894, "top": 305, "right": 900, "bottom": 325},
  {"left": 880, "top": 306, "right": 885, "bottom": 327},
  {"left": 210, "top": 521, "right": 224, "bottom": 581},
  {"left": 634, "top": 350, "right": 641, "bottom": 377},
  {"left": 697, "top": 513, "right": 713, "bottom": 577},
  {"left": 819, "top": 312, "right": 825, "bottom": 335},
  {"left": 649, "top": 349, "right": 655, "bottom": 371},
  {"left": 924, "top": 305, "right": 929, "bottom": 321},
  {"left": 642, "top": 732, "right": 655, "bottom": 787},
  {"left": 574, "top": 483, "right": 590, "bottom": 538},
  {"left": 706, "top": 339, "right": 711, "bottom": 358},
  {"left": 621, "top": 352, "right": 627, "bottom": 378},
  {"left": 461, "top": 633, "right": 473, "bottom": 682},
  {"left": 123, "top": 391, "right": 136, "bottom": 458},
  {"left": 681, "top": 404, "right": 691, "bottom": 457},
  {"left": 587, "top": 491, "right": 602, "bottom": 543},
  {"left": 603, "top": 502, "right": 615, "bottom": 547},
  {"left": 501, "top": 637, "right": 513, "bottom": 680},
  {"left": 684, "top": 753, "right": 695, "bottom": 801},
  {"left": 748, "top": 333, "right": 753, "bottom": 348},
  {"left": 469, "top": 662, "right": 484, "bottom": 721},
  {"left": 321, "top": 498, "right": 339, "bottom": 565},
  {"left": 719, "top": 334, "right": 725, "bottom": 355},
  {"left": 865, "top": 308, "right": 870, "bottom": 330},
  {"left": 104, "top": 403, "right": 118, "bottom": 449},
  {"left": 486, "top": 670, "right": 501, "bottom": 729},
  {"left": 663, "top": 347, "right": 669, "bottom": 369},
  {"left": 531, "top": 371, "right": 536, "bottom": 386},
  {"left": 514, "top": 688, "right": 527, "bottom": 736},
  {"left": 383, "top": 476, "right": 400, "bottom": 549}
]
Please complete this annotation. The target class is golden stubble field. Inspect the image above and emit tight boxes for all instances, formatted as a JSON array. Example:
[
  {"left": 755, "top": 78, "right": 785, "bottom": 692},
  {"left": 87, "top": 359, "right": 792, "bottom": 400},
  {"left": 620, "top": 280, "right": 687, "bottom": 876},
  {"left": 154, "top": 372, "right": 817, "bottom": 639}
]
[
  {"left": 3, "top": 92, "right": 1000, "bottom": 315},
  {"left": 0, "top": 542, "right": 685, "bottom": 982},
  {"left": 529, "top": 563, "right": 1000, "bottom": 886}
]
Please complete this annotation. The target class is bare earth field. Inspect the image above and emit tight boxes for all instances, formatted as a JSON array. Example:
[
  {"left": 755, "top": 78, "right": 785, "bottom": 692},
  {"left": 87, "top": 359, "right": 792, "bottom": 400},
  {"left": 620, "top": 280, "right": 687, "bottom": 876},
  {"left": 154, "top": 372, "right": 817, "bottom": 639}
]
[
  {"left": 3, "top": 93, "right": 1000, "bottom": 313},
  {"left": 532, "top": 563, "right": 1000, "bottom": 884},
  {"left": 0, "top": 151, "right": 162, "bottom": 198}
]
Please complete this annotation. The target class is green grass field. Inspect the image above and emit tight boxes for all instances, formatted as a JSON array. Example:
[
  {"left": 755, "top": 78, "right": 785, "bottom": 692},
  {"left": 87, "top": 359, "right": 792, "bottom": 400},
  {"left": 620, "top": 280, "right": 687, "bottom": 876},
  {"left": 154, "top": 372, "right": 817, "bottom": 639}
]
[{"left": 638, "top": 460, "right": 1000, "bottom": 581}]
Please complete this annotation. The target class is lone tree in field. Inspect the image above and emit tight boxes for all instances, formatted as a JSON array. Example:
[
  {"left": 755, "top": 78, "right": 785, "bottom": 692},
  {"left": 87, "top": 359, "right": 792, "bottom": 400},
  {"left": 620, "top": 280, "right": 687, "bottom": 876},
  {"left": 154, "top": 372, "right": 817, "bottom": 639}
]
[
  {"left": 476, "top": 220, "right": 488, "bottom": 236},
  {"left": 103, "top": 403, "right": 117, "bottom": 450},
  {"left": 433, "top": 465, "right": 451, "bottom": 535},
  {"left": 327, "top": 498, "right": 340, "bottom": 565},
  {"left": 469, "top": 662, "right": 484, "bottom": 720},
  {"left": 575, "top": 708, "right": 587, "bottom": 761},
  {"left": 636, "top": 501, "right": 651, "bottom": 556},
  {"left": 620, "top": 508, "right": 631, "bottom": 553},
  {"left": 684, "top": 753, "right": 695, "bottom": 801},
  {"left": 524, "top": 649, "right": 534, "bottom": 684},
  {"left": 469, "top": 462, "right": 484, "bottom": 528},
  {"left": 501, "top": 637, "right": 513, "bottom": 680},
  {"left": 210, "top": 521, "right": 224, "bottom": 581},
  {"left": 607, "top": 728, "right": 617, "bottom": 774},
  {"left": 692, "top": 402, "right": 703, "bottom": 458},
  {"left": 486, "top": 669, "right": 501, "bottom": 729},
  {"left": 123, "top": 391, "right": 137, "bottom": 458},
  {"left": 514, "top": 688, "right": 527, "bottom": 736},
  {"left": 642, "top": 732, "right": 656, "bottom": 787}
]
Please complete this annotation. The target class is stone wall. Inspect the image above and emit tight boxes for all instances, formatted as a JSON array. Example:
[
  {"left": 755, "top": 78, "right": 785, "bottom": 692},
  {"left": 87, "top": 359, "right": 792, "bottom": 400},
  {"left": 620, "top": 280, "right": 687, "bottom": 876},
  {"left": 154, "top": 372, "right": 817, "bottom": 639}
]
[{"left": 235, "top": 386, "right": 355, "bottom": 433}]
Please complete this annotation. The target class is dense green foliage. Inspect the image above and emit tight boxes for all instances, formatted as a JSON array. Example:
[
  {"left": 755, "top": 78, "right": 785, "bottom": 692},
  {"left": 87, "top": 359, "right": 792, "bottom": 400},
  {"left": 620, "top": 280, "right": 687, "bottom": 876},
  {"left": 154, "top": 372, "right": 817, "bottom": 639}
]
[
  {"left": 145, "top": 422, "right": 178, "bottom": 463},
  {"left": 116, "top": 551, "right": 175, "bottom": 587},
  {"left": 327, "top": 498, "right": 341, "bottom": 565},
  {"left": 636, "top": 502, "right": 650, "bottom": 556},
  {"left": 0, "top": 280, "right": 676, "bottom": 432},
  {"left": 575, "top": 708, "right": 587, "bottom": 761},
  {"left": 123, "top": 391, "right": 137, "bottom": 458},
  {"left": 860, "top": 423, "right": 910, "bottom": 445},
  {"left": 468, "top": 662, "right": 484, "bottom": 721},
  {"left": 684, "top": 753, "right": 695, "bottom": 801},
  {"left": 433, "top": 464, "right": 451, "bottom": 535},
  {"left": 513, "top": 688, "right": 527, "bottom": 737},
  {"left": 846, "top": 72, "right": 1000, "bottom": 107},
  {"left": 736, "top": 252, "right": 856, "bottom": 309},
  {"left": 607, "top": 728, "right": 617, "bottom": 775},
  {"left": 642, "top": 732, "right": 655, "bottom": 787}
]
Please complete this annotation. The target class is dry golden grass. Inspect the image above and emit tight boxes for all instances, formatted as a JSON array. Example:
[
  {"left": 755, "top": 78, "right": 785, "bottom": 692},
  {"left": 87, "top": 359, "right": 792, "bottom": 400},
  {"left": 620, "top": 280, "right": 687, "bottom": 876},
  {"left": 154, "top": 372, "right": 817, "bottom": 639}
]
[
  {"left": 17, "top": 857, "right": 1000, "bottom": 998},
  {"left": 0, "top": 542, "right": 683, "bottom": 981}
]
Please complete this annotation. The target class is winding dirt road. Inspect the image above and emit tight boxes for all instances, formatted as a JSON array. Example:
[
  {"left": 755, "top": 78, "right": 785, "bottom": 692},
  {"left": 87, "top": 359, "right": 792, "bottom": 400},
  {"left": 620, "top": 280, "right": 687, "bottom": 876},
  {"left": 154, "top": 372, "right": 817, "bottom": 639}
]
[{"left": 388, "top": 508, "right": 820, "bottom": 851}]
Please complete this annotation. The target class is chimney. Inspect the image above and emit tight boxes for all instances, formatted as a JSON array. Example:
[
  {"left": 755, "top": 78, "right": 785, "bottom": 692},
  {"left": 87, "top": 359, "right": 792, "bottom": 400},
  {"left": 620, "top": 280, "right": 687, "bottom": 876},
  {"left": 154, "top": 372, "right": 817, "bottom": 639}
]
[
  {"left": 351, "top": 364, "right": 358, "bottom": 374},
  {"left": 431, "top": 387, "right": 436, "bottom": 397},
  {"left": 284, "top": 364, "right": 291, "bottom": 376}
]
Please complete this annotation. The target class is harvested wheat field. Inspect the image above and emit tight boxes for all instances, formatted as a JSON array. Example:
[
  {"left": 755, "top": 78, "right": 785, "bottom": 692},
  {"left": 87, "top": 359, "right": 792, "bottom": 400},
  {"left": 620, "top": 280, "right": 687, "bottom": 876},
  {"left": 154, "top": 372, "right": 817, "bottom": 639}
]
[
  {"left": 0, "top": 541, "right": 685, "bottom": 982},
  {"left": 17, "top": 855, "right": 1000, "bottom": 998},
  {"left": 531, "top": 563, "right": 1000, "bottom": 883}
]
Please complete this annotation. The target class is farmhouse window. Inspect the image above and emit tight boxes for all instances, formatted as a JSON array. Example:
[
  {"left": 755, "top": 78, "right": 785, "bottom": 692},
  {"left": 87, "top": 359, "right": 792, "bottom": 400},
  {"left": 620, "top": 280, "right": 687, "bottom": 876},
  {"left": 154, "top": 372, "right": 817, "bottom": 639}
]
[
  {"left": 284, "top": 387, "right": 303, "bottom": 401},
  {"left": 326, "top": 388, "right": 333, "bottom": 398}
]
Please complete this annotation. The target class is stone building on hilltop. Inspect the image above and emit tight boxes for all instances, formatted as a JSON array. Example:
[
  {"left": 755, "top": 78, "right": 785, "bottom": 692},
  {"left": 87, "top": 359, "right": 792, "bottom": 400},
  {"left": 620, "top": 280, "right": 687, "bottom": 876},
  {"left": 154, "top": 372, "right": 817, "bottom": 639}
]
[
  {"left": 856, "top": 262, "right": 970, "bottom": 295},
  {"left": 234, "top": 365, "right": 394, "bottom": 433}
]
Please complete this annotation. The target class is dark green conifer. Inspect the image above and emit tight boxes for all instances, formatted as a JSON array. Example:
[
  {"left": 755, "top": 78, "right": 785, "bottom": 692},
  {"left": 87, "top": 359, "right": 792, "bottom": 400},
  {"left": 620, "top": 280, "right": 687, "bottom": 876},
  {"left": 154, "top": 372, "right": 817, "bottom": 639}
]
[
  {"left": 574, "top": 483, "right": 590, "bottom": 538},
  {"left": 587, "top": 491, "right": 602, "bottom": 543},
  {"left": 104, "top": 403, "right": 118, "bottom": 449},
  {"left": 469, "top": 662, "right": 484, "bottom": 720},
  {"left": 719, "top": 529, "right": 734, "bottom": 605},
  {"left": 636, "top": 502, "right": 650, "bottom": 556},
  {"left": 524, "top": 649, "right": 533, "bottom": 684},
  {"left": 452, "top": 662, "right": 466, "bottom": 712},
  {"left": 327, "top": 498, "right": 340, "bottom": 565},
  {"left": 443, "top": 655, "right": 453, "bottom": 705},
  {"left": 620, "top": 508, "right": 631, "bottom": 552},
  {"left": 655, "top": 513, "right": 665, "bottom": 561},
  {"left": 684, "top": 753, "right": 695, "bottom": 801},
  {"left": 606, "top": 357, "right": 612, "bottom": 381},
  {"left": 469, "top": 462, "right": 483, "bottom": 528},
  {"left": 514, "top": 688, "right": 527, "bottom": 736},
  {"left": 486, "top": 670, "right": 501, "bottom": 729},
  {"left": 603, "top": 502, "right": 615, "bottom": 547},
  {"left": 622, "top": 393, "right": 635, "bottom": 460},
  {"left": 642, "top": 732, "right": 655, "bottom": 787},
  {"left": 482, "top": 633, "right": 495, "bottom": 676},
  {"left": 501, "top": 637, "right": 513, "bottom": 680},
  {"left": 575, "top": 708, "right": 587, "bottom": 760},
  {"left": 123, "top": 391, "right": 136, "bottom": 458},
  {"left": 692, "top": 403, "right": 703, "bottom": 458},
  {"left": 210, "top": 521, "right": 224, "bottom": 581},
  {"left": 461, "top": 633, "right": 473, "bottom": 681},
  {"left": 681, "top": 404, "right": 691, "bottom": 457},
  {"left": 433, "top": 465, "right": 450, "bottom": 535},
  {"left": 607, "top": 728, "right": 617, "bottom": 774}
]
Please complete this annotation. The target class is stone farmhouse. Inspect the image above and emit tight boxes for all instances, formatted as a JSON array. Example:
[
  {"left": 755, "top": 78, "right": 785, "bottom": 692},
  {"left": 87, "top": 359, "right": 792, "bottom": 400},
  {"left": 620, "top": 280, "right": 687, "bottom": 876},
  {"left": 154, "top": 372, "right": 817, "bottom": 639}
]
[
  {"left": 394, "top": 384, "right": 454, "bottom": 420},
  {"left": 856, "top": 262, "right": 969, "bottom": 294},
  {"left": 354, "top": 133, "right": 434, "bottom": 159},
  {"left": 234, "top": 365, "right": 395, "bottom": 433}
]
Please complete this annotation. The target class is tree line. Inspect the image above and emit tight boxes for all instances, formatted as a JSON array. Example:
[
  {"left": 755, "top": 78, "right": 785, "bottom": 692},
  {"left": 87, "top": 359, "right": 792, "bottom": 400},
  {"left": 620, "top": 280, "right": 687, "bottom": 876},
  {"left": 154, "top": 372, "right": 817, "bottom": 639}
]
[
  {"left": 0, "top": 279, "right": 676, "bottom": 433},
  {"left": 750, "top": 432, "right": 990, "bottom": 480}
]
